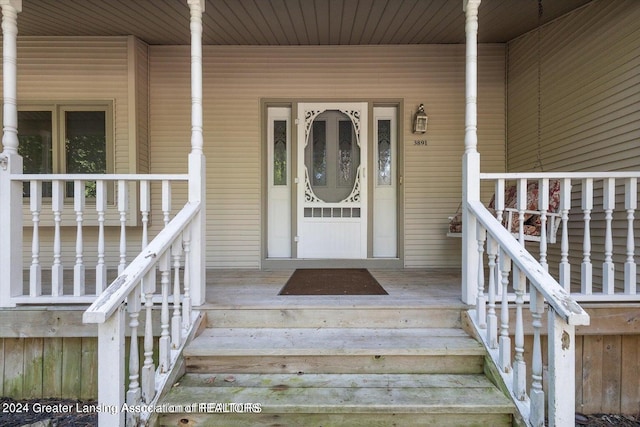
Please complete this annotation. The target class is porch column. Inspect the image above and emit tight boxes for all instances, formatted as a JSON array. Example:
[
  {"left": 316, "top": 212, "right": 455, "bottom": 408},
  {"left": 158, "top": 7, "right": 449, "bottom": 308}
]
[
  {"left": 187, "top": 0, "right": 206, "bottom": 306},
  {"left": 0, "top": 0, "right": 22, "bottom": 308},
  {"left": 461, "top": 0, "right": 481, "bottom": 305}
]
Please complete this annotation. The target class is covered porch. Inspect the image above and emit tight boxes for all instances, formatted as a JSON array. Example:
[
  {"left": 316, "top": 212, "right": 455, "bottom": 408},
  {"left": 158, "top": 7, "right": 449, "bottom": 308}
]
[{"left": 0, "top": 0, "right": 639, "bottom": 425}]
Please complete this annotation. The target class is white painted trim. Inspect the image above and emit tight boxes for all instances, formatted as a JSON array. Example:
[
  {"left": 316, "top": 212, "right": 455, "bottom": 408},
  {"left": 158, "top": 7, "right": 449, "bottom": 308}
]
[
  {"left": 267, "top": 107, "right": 292, "bottom": 258},
  {"left": 372, "top": 106, "right": 397, "bottom": 258}
]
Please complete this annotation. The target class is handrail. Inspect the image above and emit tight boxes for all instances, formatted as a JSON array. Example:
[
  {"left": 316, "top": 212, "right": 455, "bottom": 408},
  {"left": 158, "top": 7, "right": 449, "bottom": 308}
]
[
  {"left": 83, "top": 201, "right": 200, "bottom": 324},
  {"left": 14, "top": 173, "right": 188, "bottom": 181},
  {"left": 467, "top": 200, "right": 591, "bottom": 426},
  {"left": 468, "top": 200, "right": 589, "bottom": 326},
  {"left": 82, "top": 200, "right": 201, "bottom": 426},
  {"left": 481, "top": 171, "right": 640, "bottom": 179}
]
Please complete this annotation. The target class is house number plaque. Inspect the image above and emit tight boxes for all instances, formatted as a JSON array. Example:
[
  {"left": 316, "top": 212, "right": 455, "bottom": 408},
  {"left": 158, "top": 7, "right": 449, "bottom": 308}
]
[{"left": 413, "top": 140, "right": 428, "bottom": 146}]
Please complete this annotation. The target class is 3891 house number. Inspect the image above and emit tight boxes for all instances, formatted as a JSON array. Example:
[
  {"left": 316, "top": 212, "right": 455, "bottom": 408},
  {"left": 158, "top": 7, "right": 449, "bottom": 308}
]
[{"left": 414, "top": 140, "right": 428, "bottom": 146}]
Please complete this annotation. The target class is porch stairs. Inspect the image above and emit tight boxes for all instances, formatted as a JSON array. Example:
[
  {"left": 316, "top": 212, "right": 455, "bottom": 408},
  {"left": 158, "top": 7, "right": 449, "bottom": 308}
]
[{"left": 157, "top": 298, "right": 515, "bottom": 426}]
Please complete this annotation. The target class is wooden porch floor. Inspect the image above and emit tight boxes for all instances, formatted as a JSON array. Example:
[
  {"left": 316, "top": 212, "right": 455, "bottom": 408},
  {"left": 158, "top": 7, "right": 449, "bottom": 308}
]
[
  {"left": 19, "top": 267, "right": 465, "bottom": 309},
  {"left": 202, "top": 268, "right": 465, "bottom": 309}
]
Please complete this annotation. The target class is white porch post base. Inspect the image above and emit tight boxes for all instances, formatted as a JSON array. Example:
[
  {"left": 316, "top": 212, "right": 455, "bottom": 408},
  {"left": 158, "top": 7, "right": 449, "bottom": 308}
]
[
  {"left": 548, "top": 310, "right": 576, "bottom": 427},
  {"left": 0, "top": 153, "right": 23, "bottom": 307},
  {"left": 188, "top": 152, "right": 206, "bottom": 306},
  {"left": 97, "top": 305, "right": 125, "bottom": 426},
  {"left": 462, "top": 151, "right": 480, "bottom": 304}
]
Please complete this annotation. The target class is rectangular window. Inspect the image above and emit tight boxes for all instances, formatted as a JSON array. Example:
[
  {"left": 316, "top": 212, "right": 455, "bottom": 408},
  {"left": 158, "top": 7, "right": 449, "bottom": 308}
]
[{"left": 18, "top": 103, "right": 113, "bottom": 198}]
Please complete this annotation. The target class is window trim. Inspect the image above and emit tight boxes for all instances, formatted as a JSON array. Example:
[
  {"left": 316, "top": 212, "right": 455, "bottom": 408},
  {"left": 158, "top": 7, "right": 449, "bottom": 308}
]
[{"left": 19, "top": 101, "right": 115, "bottom": 178}]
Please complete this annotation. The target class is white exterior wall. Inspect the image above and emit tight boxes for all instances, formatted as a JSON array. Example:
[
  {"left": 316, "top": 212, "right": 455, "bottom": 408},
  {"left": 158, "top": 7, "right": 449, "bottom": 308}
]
[{"left": 150, "top": 44, "right": 506, "bottom": 268}]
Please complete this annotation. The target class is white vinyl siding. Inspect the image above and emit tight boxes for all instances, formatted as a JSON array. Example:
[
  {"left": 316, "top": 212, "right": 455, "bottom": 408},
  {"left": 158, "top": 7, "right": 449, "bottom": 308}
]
[
  {"left": 506, "top": 0, "right": 640, "bottom": 287},
  {"left": 149, "top": 44, "right": 506, "bottom": 268},
  {"left": 507, "top": 1, "right": 640, "bottom": 172}
]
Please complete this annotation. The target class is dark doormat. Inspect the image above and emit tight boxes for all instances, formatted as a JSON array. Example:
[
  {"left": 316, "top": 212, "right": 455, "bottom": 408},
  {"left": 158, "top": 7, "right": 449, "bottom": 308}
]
[{"left": 279, "top": 268, "right": 388, "bottom": 295}]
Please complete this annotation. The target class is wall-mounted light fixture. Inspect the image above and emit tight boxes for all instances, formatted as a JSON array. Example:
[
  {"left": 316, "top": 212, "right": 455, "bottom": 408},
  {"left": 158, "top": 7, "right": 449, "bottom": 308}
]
[{"left": 413, "top": 104, "right": 428, "bottom": 134}]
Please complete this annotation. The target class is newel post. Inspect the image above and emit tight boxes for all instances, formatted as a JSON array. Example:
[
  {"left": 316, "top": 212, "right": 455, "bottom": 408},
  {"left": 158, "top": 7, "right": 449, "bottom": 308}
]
[
  {"left": 0, "top": 0, "right": 22, "bottom": 308},
  {"left": 461, "top": 0, "right": 481, "bottom": 304},
  {"left": 547, "top": 309, "right": 576, "bottom": 427},
  {"left": 187, "top": 0, "right": 206, "bottom": 306}
]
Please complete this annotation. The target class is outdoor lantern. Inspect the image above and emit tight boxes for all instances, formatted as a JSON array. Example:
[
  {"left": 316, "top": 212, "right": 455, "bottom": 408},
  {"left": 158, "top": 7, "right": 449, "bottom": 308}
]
[{"left": 413, "top": 104, "right": 428, "bottom": 133}]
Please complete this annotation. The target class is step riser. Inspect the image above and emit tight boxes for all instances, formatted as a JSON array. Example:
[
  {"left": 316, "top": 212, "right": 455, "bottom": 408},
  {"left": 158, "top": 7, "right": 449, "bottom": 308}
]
[
  {"left": 185, "top": 354, "right": 485, "bottom": 375},
  {"left": 159, "top": 412, "right": 512, "bottom": 427},
  {"left": 204, "top": 308, "right": 462, "bottom": 329}
]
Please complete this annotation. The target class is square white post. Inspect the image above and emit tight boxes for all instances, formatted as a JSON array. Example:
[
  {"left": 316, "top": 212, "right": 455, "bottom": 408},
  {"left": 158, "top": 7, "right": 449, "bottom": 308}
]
[
  {"left": 97, "top": 305, "right": 126, "bottom": 426},
  {"left": 548, "top": 309, "right": 576, "bottom": 427},
  {"left": 0, "top": 153, "right": 22, "bottom": 307}
]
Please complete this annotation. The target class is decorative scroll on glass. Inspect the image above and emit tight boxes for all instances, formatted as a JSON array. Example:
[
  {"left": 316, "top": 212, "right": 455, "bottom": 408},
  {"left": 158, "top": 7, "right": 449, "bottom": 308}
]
[
  {"left": 304, "top": 109, "right": 361, "bottom": 204},
  {"left": 377, "top": 119, "right": 392, "bottom": 186},
  {"left": 273, "top": 120, "right": 287, "bottom": 185},
  {"left": 338, "top": 120, "right": 353, "bottom": 187},
  {"left": 312, "top": 121, "right": 327, "bottom": 186}
]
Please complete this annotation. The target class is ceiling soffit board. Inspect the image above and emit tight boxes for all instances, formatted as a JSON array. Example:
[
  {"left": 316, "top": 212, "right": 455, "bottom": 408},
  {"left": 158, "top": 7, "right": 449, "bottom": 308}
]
[{"left": 15, "top": 0, "right": 593, "bottom": 45}]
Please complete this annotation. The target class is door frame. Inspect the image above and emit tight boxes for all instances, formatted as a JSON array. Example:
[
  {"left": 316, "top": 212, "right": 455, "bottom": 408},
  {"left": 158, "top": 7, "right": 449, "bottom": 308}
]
[{"left": 261, "top": 99, "right": 404, "bottom": 269}]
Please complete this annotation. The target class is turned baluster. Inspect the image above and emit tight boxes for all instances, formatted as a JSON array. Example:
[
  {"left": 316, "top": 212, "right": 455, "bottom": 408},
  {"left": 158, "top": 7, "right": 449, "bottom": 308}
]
[
  {"left": 159, "top": 252, "right": 171, "bottom": 372},
  {"left": 624, "top": 178, "right": 637, "bottom": 295},
  {"left": 171, "top": 240, "right": 183, "bottom": 348},
  {"left": 529, "top": 287, "right": 545, "bottom": 427},
  {"left": 581, "top": 179, "right": 593, "bottom": 295},
  {"left": 29, "top": 181, "right": 42, "bottom": 297},
  {"left": 162, "top": 180, "right": 172, "bottom": 226},
  {"left": 499, "top": 249, "right": 511, "bottom": 373},
  {"left": 51, "top": 181, "right": 64, "bottom": 296},
  {"left": 95, "top": 180, "right": 107, "bottom": 294},
  {"left": 538, "top": 178, "right": 549, "bottom": 270},
  {"left": 602, "top": 178, "right": 615, "bottom": 294},
  {"left": 126, "top": 283, "right": 142, "bottom": 427},
  {"left": 118, "top": 180, "right": 128, "bottom": 275},
  {"left": 182, "top": 226, "right": 192, "bottom": 328},
  {"left": 140, "top": 180, "right": 151, "bottom": 248},
  {"left": 512, "top": 266, "right": 527, "bottom": 401},
  {"left": 141, "top": 269, "right": 156, "bottom": 403},
  {"left": 74, "top": 180, "right": 85, "bottom": 296},
  {"left": 559, "top": 178, "right": 572, "bottom": 292},
  {"left": 476, "top": 225, "right": 487, "bottom": 328},
  {"left": 486, "top": 236, "right": 498, "bottom": 349}
]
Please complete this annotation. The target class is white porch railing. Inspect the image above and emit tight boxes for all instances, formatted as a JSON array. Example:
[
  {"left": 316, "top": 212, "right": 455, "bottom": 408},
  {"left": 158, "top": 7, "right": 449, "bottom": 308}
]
[
  {"left": 83, "top": 200, "right": 201, "bottom": 427},
  {"left": 468, "top": 199, "right": 590, "bottom": 427},
  {"left": 4, "top": 173, "right": 188, "bottom": 306},
  {"left": 481, "top": 172, "right": 640, "bottom": 302}
]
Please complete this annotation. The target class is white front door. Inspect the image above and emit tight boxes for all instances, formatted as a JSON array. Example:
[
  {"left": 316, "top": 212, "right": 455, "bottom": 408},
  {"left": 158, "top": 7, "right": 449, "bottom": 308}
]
[{"left": 297, "top": 103, "right": 368, "bottom": 258}]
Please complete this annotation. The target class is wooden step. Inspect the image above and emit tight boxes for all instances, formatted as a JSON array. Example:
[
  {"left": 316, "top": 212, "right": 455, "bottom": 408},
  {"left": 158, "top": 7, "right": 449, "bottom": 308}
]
[
  {"left": 200, "top": 274, "right": 465, "bottom": 329},
  {"left": 158, "top": 373, "right": 514, "bottom": 426},
  {"left": 203, "top": 306, "right": 463, "bottom": 329},
  {"left": 184, "top": 327, "right": 486, "bottom": 374}
]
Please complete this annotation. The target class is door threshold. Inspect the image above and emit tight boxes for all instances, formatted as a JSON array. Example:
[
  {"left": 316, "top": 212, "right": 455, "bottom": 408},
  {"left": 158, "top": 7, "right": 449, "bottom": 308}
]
[{"left": 262, "top": 258, "right": 402, "bottom": 270}]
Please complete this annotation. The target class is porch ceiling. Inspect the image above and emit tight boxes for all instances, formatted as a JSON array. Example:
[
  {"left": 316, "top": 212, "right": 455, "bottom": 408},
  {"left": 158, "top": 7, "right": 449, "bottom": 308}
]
[{"left": 19, "top": 0, "right": 594, "bottom": 45}]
